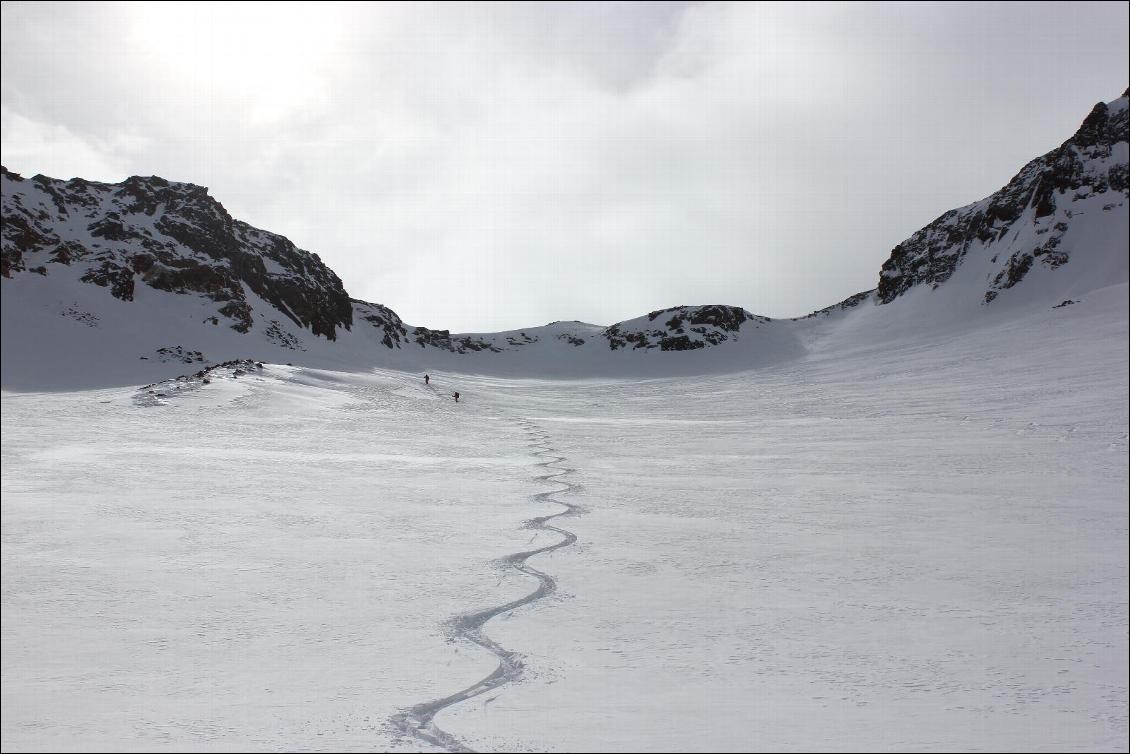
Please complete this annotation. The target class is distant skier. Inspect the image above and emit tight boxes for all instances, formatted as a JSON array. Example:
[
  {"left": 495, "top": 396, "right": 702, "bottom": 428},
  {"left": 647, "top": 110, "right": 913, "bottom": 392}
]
[
  {"left": 424, "top": 374, "right": 430, "bottom": 386},
  {"left": 454, "top": 391, "right": 460, "bottom": 403}
]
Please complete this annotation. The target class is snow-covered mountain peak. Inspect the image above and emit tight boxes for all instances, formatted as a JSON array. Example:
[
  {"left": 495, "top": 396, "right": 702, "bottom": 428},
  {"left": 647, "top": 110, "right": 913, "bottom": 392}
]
[
  {"left": 2, "top": 90, "right": 1126, "bottom": 388},
  {"left": 602, "top": 304, "right": 766, "bottom": 351},
  {"left": 876, "top": 89, "right": 1128, "bottom": 309},
  {"left": 2, "top": 167, "right": 352, "bottom": 339}
]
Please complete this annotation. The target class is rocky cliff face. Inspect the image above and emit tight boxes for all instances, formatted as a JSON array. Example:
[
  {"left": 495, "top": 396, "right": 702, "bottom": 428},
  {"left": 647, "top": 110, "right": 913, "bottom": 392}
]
[
  {"left": 877, "top": 90, "right": 1129, "bottom": 305},
  {"left": 601, "top": 305, "right": 767, "bottom": 351},
  {"left": 1, "top": 168, "right": 353, "bottom": 339}
]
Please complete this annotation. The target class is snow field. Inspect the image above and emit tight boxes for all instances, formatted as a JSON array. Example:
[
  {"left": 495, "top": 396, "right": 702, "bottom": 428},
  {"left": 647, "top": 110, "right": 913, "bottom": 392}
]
[{"left": 2, "top": 285, "right": 1127, "bottom": 752}]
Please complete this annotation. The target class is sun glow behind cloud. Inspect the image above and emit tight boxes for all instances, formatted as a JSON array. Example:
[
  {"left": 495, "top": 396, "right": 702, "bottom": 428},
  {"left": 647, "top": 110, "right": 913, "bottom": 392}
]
[{"left": 128, "top": 2, "right": 345, "bottom": 126}]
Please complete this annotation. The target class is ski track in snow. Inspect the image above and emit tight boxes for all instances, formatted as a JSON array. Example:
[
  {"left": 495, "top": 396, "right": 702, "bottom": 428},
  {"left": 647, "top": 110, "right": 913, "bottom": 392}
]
[
  {"left": 389, "top": 417, "right": 583, "bottom": 753},
  {"left": 3, "top": 285, "right": 1127, "bottom": 752}
]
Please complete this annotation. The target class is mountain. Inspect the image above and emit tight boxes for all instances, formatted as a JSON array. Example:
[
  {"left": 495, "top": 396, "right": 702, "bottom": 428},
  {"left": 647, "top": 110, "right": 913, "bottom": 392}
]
[
  {"left": 876, "top": 89, "right": 1128, "bottom": 308},
  {"left": 0, "top": 169, "right": 787, "bottom": 366},
  {"left": 2, "top": 90, "right": 1127, "bottom": 388},
  {"left": 1, "top": 168, "right": 352, "bottom": 339},
  {"left": 0, "top": 165, "right": 806, "bottom": 386}
]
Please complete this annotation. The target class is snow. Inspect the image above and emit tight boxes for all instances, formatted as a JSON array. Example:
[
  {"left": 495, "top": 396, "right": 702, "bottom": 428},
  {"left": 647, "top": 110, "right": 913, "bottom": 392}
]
[
  {"left": 3, "top": 87, "right": 1128, "bottom": 751},
  {"left": 4, "top": 170, "right": 1125, "bottom": 389},
  {"left": 4, "top": 119, "right": 1127, "bottom": 389},
  {"left": 3, "top": 281, "right": 1126, "bottom": 751}
]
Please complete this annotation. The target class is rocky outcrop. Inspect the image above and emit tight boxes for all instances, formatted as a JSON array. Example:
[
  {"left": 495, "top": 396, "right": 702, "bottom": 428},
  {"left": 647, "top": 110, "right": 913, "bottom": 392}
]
[
  {"left": 353, "top": 299, "right": 409, "bottom": 349},
  {"left": 2, "top": 171, "right": 763, "bottom": 360},
  {"left": 877, "top": 89, "right": 1129, "bottom": 305},
  {"left": 1, "top": 168, "right": 352, "bottom": 339},
  {"left": 799, "top": 290, "right": 874, "bottom": 319},
  {"left": 135, "top": 359, "right": 266, "bottom": 407},
  {"left": 602, "top": 305, "right": 765, "bottom": 351},
  {"left": 411, "top": 327, "right": 500, "bottom": 353}
]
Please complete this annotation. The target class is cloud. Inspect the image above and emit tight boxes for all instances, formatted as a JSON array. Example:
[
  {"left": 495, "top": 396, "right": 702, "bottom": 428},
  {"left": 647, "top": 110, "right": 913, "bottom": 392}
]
[
  {"left": 3, "top": 2, "right": 1128, "bottom": 330},
  {"left": 1, "top": 106, "right": 128, "bottom": 180}
]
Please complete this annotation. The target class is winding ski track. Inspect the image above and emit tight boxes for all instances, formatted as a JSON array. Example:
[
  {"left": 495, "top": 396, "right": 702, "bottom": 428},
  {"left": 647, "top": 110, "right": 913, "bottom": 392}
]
[{"left": 389, "top": 418, "right": 583, "bottom": 753}]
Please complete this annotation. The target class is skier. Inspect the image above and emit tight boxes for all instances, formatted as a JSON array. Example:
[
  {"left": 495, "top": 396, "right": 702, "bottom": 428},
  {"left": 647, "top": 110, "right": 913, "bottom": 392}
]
[
  {"left": 454, "top": 391, "right": 460, "bottom": 403},
  {"left": 424, "top": 374, "right": 430, "bottom": 386}
]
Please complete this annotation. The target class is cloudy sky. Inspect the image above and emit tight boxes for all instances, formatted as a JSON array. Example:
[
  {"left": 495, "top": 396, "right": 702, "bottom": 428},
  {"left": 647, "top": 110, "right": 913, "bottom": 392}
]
[{"left": 2, "top": 2, "right": 1128, "bottom": 331}]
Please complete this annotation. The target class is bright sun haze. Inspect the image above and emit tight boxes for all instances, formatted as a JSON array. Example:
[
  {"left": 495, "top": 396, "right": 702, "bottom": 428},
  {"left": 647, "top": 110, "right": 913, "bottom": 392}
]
[{"left": 2, "top": 1, "right": 1128, "bottom": 331}]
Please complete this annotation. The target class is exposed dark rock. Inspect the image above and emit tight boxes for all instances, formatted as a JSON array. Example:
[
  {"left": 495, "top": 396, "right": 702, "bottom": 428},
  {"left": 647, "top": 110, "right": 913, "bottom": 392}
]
[
  {"left": 877, "top": 90, "right": 1128, "bottom": 305},
  {"left": 354, "top": 299, "right": 409, "bottom": 349},
  {"left": 155, "top": 346, "right": 205, "bottom": 364},
  {"left": 219, "top": 301, "right": 254, "bottom": 333},
  {"left": 136, "top": 358, "right": 265, "bottom": 407},
  {"left": 660, "top": 335, "right": 705, "bottom": 351},
  {"left": 2, "top": 212, "right": 56, "bottom": 276},
  {"left": 3, "top": 169, "right": 353, "bottom": 338},
  {"left": 992, "top": 251, "right": 1035, "bottom": 291},
  {"left": 455, "top": 336, "right": 499, "bottom": 352},
  {"left": 60, "top": 306, "right": 99, "bottom": 327},
  {"left": 413, "top": 326, "right": 453, "bottom": 349},
  {"left": 412, "top": 326, "right": 500, "bottom": 353},
  {"left": 690, "top": 305, "right": 750, "bottom": 329},
  {"left": 264, "top": 320, "right": 306, "bottom": 350},
  {"left": 130, "top": 252, "right": 155, "bottom": 273},
  {"left": 80, "top": 261, "right": 135, "bottom": 301},
  {"left": 144, "top": 261, "right": 233, "bottom": 297},
  {"left": 506, "top": 332, "right": 538, "bottom": 346},
  {"left": 604, "top": 305, "right": 761, "bottom": 350},
  {"left": 50, "top": 241, "right": 89, "bottom": 266},
  {"left": 88, "top": 214, "right": 133, "bottom": 241},
  {"left": 799, "top": 289, "right": 874, "bottom": 319}
]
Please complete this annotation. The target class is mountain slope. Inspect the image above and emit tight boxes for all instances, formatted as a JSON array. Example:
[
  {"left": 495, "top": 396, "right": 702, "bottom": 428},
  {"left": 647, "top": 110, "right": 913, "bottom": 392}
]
[
  {"left": 1, "top": 168, "right": 353, "bottom": 339},
  {"left": 2, "top": 90, "right": 1127, "bottom": 388},
  {"left": 877, "top": 89, "right": 1128, "bottom": 308}
]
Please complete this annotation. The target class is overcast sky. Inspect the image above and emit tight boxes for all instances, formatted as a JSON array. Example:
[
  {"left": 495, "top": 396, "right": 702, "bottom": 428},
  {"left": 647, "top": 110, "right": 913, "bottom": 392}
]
[{"left": 2, "top": 2, "right": 1128, "bottom": 331}]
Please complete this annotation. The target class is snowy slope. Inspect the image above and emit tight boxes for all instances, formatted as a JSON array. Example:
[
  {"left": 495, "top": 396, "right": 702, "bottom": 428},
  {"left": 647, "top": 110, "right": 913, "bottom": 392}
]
[
  {"left": 0, "top": 170, "right": 803, "bottom": 387},
  {"left": 2, "top": 281, "right": 1125, "bottom": 752},
  {"left": 1, "top": 167, "right": 352, "bottom": 338},
  {"left": 877, "top": 89, "right": 1129, "bottom": 311},
  {"left": 3, "top": 92, "right": 1127, "bottom": 389},
  {"left": 2, "top": 89, "right": 1128, "bottom": 754}
]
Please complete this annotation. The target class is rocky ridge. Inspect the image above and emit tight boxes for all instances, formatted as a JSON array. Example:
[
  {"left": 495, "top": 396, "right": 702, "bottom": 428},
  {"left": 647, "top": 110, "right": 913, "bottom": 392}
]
[
  {"left": 1, "top": 168, "right": 352, "bottom": 339},
  {"left": 602, "top": 305, "right": 764, "bottom": 351},
  {"left": 877, "top": 89, "right": 1129, "bottom": 305},
  {"left": 3, "top": 89, "right": 1126, "bottom": 369}
]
